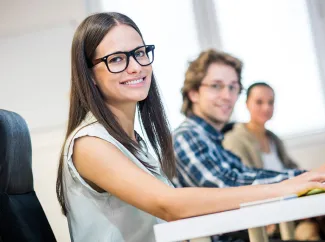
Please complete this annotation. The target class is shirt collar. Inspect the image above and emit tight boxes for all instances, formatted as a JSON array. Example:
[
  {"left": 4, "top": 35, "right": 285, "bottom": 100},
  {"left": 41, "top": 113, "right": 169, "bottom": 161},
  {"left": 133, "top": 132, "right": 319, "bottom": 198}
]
[{"left": 187, "top": 114, "right": 224, "bottom": 142}]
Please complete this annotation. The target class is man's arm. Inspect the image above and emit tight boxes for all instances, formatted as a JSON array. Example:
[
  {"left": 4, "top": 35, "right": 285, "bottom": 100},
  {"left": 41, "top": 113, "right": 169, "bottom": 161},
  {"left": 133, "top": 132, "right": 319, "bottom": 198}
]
[{"left": 173, "top": 130, "right": 304, "bottom": 188}]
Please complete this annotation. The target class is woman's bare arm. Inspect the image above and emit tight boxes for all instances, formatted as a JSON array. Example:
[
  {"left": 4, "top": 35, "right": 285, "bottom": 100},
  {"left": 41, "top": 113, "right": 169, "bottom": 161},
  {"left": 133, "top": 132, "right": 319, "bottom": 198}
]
[{"left": 73, "top": 136, "right": 325, "bottom": 222}]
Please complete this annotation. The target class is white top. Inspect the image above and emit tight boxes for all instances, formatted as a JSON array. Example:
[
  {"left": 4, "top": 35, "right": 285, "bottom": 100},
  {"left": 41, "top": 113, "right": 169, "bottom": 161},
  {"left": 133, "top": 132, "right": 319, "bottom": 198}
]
[
  {"left": 261, "top": 141, "right": 284, "bottom": 172},
  {"left": 62, "top": 112, "right": 173, "bottom": 242},
  {"left": 154, "top": 194, "right": 325, "bottom": 242}
]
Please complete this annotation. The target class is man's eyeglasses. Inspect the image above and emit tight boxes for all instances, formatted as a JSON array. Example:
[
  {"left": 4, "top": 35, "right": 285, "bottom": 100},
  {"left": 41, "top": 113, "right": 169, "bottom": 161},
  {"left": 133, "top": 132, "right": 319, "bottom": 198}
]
[
  {"left": 89, "top": 45, "right": 155, "bottom": 73},
  {"left": 200, "top": 82, "right": 241, "bottom": 95}
]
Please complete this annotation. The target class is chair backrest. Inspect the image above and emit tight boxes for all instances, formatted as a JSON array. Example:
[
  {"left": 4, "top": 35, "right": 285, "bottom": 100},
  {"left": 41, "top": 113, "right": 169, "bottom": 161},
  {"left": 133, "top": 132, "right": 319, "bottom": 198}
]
[
  {"left": 0, "top": 109, "right": 56, "bottom": 242},
  {"left": 0, "top": 110, "right": 33, "bottom": 194}
]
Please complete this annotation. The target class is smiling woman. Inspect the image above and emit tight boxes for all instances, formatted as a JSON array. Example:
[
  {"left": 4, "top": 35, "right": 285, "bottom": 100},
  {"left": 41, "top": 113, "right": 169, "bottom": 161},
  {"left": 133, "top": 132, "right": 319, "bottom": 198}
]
[
  {"left": 56, "top": 12, "right": 177, "bottom": 241},
  {"left": 223, "top": 82, "right": 299, "bottom": 170}
]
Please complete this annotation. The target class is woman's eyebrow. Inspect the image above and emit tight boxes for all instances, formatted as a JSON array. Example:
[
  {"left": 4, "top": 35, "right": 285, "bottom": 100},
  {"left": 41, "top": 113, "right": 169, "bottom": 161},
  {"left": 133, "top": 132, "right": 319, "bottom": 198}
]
[{"left": 102, "top": 45, "right": 144, "bottom": 57}]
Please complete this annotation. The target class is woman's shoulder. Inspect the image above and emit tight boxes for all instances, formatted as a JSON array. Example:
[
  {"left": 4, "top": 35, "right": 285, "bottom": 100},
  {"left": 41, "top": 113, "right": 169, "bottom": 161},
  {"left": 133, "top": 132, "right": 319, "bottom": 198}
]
[
  {"left": 224, "top": 123, "right": 249, "bottom": 140},
  {"left": 67, "top": 122, "right": 110, "bottom": 145},
  {"left": 223, "top": 123, "right": 258, "bottom": 150},
  {"left": 266, "top": 129, "right": 280, "bottom": 139},
  {"left": 64, "top": 113, "right": 120, "bottom": 158},
  {"left": 266, "top": 129, "right": 284, "bottom": 147}
]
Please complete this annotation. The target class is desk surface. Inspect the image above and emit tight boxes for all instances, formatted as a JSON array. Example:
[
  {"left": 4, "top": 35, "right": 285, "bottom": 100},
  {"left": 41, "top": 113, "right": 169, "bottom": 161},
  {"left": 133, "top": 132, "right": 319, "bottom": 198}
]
[{"left": 154, "top": 193, "right": 325, "bottom": 242}]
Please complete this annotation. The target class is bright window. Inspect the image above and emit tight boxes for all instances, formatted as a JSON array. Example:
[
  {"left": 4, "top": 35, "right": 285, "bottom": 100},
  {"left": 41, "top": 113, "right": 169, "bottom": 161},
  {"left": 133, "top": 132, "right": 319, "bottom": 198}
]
[{"left": 214, "top": 0, "right": 325, "bottom": 136}]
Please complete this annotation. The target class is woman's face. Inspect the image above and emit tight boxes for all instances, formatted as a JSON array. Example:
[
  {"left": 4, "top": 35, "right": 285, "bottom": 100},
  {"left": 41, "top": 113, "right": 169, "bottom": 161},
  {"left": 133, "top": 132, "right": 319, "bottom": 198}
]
[
  {"left": 91, "top": 24, "right": 152, "bottom": 106},
  {"left": 246, "top": 86, "right": 274, "bottom": 125}
]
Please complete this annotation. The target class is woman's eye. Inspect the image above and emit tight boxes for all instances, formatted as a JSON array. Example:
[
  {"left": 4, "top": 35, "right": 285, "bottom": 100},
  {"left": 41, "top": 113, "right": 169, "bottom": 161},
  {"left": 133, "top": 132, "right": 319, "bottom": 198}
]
[
  {"left": 135, "top": 51, "right": 145, "bottom": 58},
  {"left": 108, "top": 55, "right": 125, "bottom": 64}
]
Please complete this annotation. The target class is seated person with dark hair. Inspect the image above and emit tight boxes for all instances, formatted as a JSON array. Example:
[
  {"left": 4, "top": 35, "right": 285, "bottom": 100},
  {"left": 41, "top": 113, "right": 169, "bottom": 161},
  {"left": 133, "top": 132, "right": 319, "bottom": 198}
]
[
  {"left": 223, "top": 81, "right": 325, "bottom": 240},
  {"left": 223, "top": 82, "right": 298, "bottom": 171}
]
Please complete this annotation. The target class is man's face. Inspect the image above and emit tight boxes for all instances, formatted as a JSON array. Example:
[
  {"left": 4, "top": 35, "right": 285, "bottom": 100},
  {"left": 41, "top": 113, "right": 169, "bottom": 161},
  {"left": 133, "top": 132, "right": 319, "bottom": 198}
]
[{"left": 189, "top": 63, "right": 240, "bottom": 130}]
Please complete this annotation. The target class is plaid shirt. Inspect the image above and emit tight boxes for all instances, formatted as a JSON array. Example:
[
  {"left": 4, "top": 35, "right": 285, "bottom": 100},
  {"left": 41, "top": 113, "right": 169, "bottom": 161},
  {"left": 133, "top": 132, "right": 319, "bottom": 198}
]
[{"left": 172, "top": 115, "right": 304, "bottom": 188}]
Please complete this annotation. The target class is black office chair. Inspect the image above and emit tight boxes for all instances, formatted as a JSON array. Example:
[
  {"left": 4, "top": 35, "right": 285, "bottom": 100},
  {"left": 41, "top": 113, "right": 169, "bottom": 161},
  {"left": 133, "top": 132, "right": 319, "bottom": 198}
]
[{"left": 0, "top": 109, "right": 56, "bottom": 242}]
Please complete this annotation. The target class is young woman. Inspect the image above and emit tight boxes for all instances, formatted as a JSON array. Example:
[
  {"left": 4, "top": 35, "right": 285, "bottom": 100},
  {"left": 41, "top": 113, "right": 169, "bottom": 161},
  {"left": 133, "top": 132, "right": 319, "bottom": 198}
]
[
  {"left": 223, "top": 82, "right": 297, "bottom": 171},
  {"left": 56, "top": 13, "right": 325, "bottom": 242},
  {"left": 223, "top": 82, "right": 324, "bottom": 240}
]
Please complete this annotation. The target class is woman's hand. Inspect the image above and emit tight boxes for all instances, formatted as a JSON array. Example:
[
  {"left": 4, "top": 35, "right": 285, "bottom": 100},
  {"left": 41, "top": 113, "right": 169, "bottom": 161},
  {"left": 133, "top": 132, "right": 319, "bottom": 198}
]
[{"left": 276, "top": 171, "right": 325, "bottom": 197}]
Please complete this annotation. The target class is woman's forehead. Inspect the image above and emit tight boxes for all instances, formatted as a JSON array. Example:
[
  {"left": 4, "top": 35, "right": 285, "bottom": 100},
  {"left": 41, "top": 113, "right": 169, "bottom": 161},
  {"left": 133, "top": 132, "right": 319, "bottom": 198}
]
[
  {"left": 250, "top": 87, "right": 274, "bottom": 99},
  {"left": 95, "top": 25, "right": 143, "bottom": 57}
]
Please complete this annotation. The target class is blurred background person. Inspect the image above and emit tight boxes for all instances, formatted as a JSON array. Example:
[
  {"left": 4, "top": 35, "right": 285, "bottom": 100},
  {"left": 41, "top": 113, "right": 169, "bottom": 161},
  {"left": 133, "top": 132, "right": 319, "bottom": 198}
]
[
  {"left": 223, "top": 82, "right": 325, "bottom": 240},
  {"left": 223, "top": 82, "right": 298, "bottom": 171}
]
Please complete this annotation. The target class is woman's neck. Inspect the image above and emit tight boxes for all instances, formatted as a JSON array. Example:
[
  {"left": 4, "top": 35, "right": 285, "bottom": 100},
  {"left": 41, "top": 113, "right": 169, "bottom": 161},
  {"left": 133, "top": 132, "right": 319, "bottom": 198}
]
[
  {"left": 246, "top": 120, "right": 266, "bottom": 138},
  {"left": 106, "top": 102, "right": 137, "bottom": 141}
]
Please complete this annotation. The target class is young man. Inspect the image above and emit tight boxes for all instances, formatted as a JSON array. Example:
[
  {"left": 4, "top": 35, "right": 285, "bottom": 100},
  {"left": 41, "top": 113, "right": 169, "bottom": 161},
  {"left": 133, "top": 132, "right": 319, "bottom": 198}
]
[{"left": 173, "top": 49, "right": 303, "bottom": 188}]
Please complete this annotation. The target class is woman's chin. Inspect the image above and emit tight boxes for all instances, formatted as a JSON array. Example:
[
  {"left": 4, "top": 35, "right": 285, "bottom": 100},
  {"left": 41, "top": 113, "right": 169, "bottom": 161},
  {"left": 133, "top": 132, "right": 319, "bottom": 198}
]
[
  {"left": 256, "top": 119, "right": 268, "bottom": 126},
  {"left": 130, "top": 93, "right": 150, "bottom": 103}
]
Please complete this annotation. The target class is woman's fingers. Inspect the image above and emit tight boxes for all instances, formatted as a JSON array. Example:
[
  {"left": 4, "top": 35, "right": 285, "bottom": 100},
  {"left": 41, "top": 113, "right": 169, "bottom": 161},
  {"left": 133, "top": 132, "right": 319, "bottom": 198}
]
[
  {"left": 298, "top": 172, "right": 325, "bottom": 183},
  {"left": 296, "top": 182, "right": 325, "bottom": 197}
]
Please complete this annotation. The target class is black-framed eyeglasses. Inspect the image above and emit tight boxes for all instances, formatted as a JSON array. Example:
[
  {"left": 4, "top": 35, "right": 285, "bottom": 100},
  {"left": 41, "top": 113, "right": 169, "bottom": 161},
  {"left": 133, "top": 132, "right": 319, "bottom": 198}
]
[{"left": 89, "top": 45, "right": 155, "bottom": 73}]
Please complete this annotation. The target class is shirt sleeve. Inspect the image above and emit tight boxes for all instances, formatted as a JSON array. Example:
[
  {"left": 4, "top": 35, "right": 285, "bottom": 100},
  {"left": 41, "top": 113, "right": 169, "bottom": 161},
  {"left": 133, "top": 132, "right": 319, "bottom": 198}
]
[{"left": 173, "top": 129, "right": 304, "bottom": 188}]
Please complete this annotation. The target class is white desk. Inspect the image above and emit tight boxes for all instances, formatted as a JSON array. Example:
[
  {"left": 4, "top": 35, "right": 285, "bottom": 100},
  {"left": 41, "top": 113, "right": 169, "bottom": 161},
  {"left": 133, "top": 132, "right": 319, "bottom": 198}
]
[{"left": 154, "top": 193, "right": 325, "bottom": 242}]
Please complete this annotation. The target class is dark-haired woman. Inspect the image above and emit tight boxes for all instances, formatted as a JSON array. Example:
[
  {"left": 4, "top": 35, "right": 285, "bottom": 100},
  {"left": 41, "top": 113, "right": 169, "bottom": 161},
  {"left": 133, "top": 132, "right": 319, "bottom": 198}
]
[
  {"left": 224, "top": 82, "right": 324, "bottom": 240},
  {"left": 223, "top": 82, "right": 298, "bottom": 171}
]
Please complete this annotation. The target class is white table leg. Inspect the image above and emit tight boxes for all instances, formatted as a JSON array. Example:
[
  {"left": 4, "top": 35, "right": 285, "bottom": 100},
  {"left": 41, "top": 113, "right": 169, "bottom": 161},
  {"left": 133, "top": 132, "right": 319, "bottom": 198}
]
[
  {"left": 279, "top": 221, "right": 295, "bottom": 240},
  {"left": 189, "top": 237, "right": 211, "bottom": 242},
  {"left": 248, "top": 226, "right": 269, "bottom": 242}
]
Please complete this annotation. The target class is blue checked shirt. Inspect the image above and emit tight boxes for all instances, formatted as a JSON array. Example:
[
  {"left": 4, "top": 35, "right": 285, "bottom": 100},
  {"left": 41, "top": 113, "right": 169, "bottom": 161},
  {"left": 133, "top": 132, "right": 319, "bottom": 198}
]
[{"left": 172, "top": 115, "right": 304, "bottom": 188}]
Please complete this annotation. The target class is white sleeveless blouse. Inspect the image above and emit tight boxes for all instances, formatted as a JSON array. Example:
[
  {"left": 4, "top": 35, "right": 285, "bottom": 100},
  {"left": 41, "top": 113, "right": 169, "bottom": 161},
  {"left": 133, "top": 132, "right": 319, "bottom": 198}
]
[{"left": 62, "top": 112, "right": 173, "bottom": 242}]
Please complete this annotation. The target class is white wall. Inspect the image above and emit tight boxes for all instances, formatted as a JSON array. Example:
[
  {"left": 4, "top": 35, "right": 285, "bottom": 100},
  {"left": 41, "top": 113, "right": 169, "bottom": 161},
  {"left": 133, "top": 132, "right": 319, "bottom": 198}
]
[
  {"left": 32, "top": 129, "right": 68, "bottom": 241},
  {"left": 0, "top": 1, "right": 90, "bottom": 241},
  {"left": 0, "top": 0, "right": 86, "bottom": 130},
  {"left": 284, "top": 132, "right": 325, "bottom": 170}
]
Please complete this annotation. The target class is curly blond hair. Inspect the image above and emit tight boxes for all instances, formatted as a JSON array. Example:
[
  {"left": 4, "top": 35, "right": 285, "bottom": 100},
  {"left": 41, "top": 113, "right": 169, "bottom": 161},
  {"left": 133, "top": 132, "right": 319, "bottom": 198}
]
[{"left": 181, "top": 49, "right": 243, "bottom": 116}]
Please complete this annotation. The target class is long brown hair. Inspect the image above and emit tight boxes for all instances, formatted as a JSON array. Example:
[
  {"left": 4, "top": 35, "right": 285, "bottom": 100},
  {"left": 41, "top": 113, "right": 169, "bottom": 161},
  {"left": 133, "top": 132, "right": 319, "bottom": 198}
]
[
  {"left": 181, "top": 49, "right": 243, "bottom": 116},
  {"left": 56, "top": 12, "right": 176, "bottom": 215}
]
